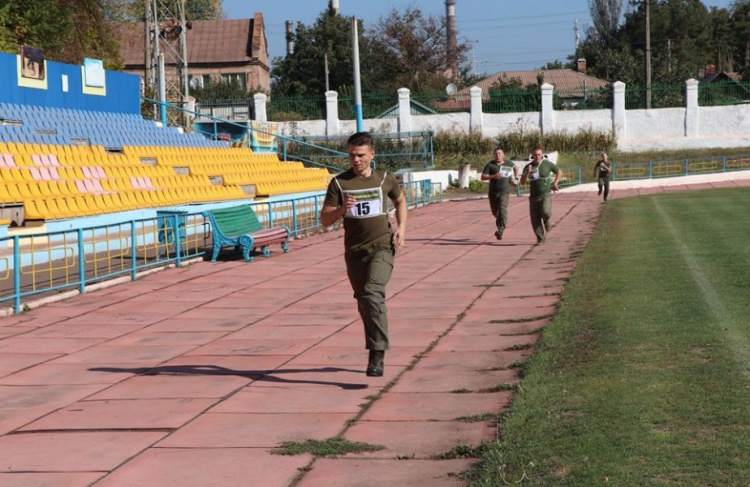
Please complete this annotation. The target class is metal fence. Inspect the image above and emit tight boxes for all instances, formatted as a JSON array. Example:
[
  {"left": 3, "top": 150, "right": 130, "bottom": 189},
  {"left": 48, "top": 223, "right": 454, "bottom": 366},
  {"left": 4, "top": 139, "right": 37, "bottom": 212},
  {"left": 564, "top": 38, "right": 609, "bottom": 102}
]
[
  {"left": 280, "top": 131, "right": 435, "bottom": 172},
  {"left": 698, "top": 80, "right": 750, "bottom": 106},
  {"left": 611, "top": 154, "right": 750, "bottom": 180},
  {"left": 0, "top": 185, "right": 442, "bottom": 315}
]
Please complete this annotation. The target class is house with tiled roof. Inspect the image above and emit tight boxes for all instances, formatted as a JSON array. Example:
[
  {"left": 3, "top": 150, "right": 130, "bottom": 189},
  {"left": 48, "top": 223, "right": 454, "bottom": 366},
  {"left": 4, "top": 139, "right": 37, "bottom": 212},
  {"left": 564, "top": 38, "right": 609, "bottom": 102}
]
[
  {"left": 118, "top": 14, "right": 270, "bottom": 93},
  {"left": 448, "top": 67, "right": 610, "bottom": 110}
]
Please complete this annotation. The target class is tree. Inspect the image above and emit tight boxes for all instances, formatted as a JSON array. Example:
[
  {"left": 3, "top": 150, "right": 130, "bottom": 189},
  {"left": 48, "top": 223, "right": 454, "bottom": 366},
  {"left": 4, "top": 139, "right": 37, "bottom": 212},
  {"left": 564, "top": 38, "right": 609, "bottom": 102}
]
[
  {"left": 271, "top": 3, "right": 470, "bottom": 97},
  {"left": 589, "top": 0, "right": 624, "bottom": 47},
  {"left": 620, "top": 0, "right": 713, "bottom": 83},
  {"left": 0, "top": 0, "right": 123, "bottom": 68},
  {"left": 270, "top": 3, "right": 357, "bottom": 96},
  {"left": 362, "top": 6, "right": 468, "bottom": 94},
  {"left": 730, "top": 0, "right": 750, "bottom": 78}
]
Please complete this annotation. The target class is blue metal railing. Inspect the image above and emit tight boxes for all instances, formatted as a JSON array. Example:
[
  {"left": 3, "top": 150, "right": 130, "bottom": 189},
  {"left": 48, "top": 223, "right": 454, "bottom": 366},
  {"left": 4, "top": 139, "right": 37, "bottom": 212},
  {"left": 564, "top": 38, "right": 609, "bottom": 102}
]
[
  {"left": 611, "top": 154, "right": 750, "bottom": 181},
  {"left": 1, "top": 184, "right": 442, "bottom": 315}
]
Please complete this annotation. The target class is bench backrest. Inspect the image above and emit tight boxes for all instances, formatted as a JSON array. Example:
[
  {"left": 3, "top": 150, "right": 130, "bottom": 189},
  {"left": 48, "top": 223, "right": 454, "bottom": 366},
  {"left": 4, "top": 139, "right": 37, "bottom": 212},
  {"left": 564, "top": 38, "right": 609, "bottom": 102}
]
[{"left": 209, "top": 205, "right": 265, "bottom": 237}]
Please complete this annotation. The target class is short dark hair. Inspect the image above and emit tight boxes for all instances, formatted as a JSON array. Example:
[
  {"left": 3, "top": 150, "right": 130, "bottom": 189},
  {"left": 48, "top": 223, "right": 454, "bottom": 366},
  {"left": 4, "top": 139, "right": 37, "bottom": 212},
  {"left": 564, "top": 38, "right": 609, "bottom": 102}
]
[
  {"left": 347, "top": 132, "right": 374, "bottom": 148},
  {"left": 532, "top": 146, "right": 543, "bottom": 153},
  {"left": 494, "top": 146, "right": 504, "bottom": 152}
]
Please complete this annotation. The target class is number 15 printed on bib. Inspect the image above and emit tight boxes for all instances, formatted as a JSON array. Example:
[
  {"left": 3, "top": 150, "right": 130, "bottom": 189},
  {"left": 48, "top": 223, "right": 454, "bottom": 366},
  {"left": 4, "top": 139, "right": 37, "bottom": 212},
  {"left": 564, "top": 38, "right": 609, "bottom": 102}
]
[{"left": 343, "top": 188, "right": 384, "bottom": 219}]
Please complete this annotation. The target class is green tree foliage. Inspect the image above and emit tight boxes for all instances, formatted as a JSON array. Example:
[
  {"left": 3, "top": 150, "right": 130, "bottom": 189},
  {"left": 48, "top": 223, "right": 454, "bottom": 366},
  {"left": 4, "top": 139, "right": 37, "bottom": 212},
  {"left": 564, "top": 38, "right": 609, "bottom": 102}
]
[
  {"left": 271, "top": 2, "right": 469, "bottom": 97},
  {"left": 190, "top": 80, "right": 261, "bottom": 102},
  {"left": 0, "top": 0, "right": 123, "bottom": 68},
  {"left": 363, "top": 6, "right": 468, "bottom": 94},
  {"left": 577, "top": 0, "right": 749, "bottom": 83},
  {"left": 0, "top": 0, "right": 222, "bottom": 70},
  {"left": 730, "top": 0, "right": 750, "bottom": 78},
  {"left": 120, "top": 0, "right": 223, "bottom": 23},
  {"left": 270, "top": 3, "right": 355, "bottom": 96}
]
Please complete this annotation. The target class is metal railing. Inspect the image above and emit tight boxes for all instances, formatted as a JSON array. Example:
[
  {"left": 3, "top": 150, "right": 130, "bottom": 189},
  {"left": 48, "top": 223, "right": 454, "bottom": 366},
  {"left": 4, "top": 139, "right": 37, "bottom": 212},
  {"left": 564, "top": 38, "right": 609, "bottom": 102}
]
[
  {"left": 611, "top": 154, "right": 750, "bottom": 180},
  {"left": 282, "top": 132, "right": 435, "bottom": 172},
  {"left": 1, "top": 184, "right": 442, "bottom": 315}
]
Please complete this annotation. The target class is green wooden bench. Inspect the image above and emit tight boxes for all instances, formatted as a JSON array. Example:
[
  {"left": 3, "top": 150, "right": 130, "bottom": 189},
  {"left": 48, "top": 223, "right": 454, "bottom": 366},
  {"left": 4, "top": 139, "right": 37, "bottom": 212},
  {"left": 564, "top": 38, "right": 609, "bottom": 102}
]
[{"left": 202, "top": 205, "right": 290, "bottom": 262}]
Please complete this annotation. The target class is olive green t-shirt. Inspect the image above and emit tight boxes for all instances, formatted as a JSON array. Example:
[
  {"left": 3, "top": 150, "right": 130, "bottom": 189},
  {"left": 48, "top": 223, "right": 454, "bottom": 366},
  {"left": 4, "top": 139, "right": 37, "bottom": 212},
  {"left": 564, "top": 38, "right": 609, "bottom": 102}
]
[
  {"left": 595, "top": 160, "right": 611, "bottom": 179},
  {"left": 481, "top": 160, "right": 517, "bottom": 195},
  {"left": 523, "top": 160, "right": 560, "bottom": 198},
  {"left": 324, "top": 169, "right": 402, "bottom": 254}
]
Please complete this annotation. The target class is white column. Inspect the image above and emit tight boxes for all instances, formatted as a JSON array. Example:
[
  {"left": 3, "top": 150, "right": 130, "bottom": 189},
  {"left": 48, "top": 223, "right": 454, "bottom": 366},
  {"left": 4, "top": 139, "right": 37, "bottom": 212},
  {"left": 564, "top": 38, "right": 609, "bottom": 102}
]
[
  {"left": 253, "top": 93, "right": 267, "bottom": 122},
  {"left": 540, "top": 83, "right": 554, "bottom": 135},
  {"left": 325, "top": 90, "right": 340, "bottom": 136},
  {"left": 398, "top": 88, "right": 412, "bottom": 134},
  {"left": 612, "top": 81, "right": 626, "bottom": 140},
  {"left": 685, "top": 78, "right": 699, "bottom": 137},
  {"left": 470, "top": 86, "right": 483, "bottom": 133}
]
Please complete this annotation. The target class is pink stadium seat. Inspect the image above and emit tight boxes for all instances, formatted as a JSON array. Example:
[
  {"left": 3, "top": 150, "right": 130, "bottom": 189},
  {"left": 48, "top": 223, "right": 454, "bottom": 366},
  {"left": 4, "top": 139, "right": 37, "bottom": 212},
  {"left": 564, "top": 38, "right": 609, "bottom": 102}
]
[
  {"left": 29, "top": 167, "right": 43, "bottom": 181},
  {"left": 75, "top": 180, "right": 87, "bottom": 192},
  {"left": 31, "top": 154, "right": 43, "bottom": 166},
  {"left": 48, "top": 154, "right": 60, "bottom": 166},
  {"left": 39, "top": 167, "right": 53, "bottom": 181},
  {"left": 92, "top": 179, "right": 105, "bottom": 194},
  {"left": 48, "top": 167, "right": 60, "bottom": 180},
  {"left": 130, "top": 177, "right": 142, "bottom": 189},
  {"left": 83, "top": 179, "right": 97, "bottom": 193},
  {"left": 82, "top": 166, "right": 93, "bottom": 179}
]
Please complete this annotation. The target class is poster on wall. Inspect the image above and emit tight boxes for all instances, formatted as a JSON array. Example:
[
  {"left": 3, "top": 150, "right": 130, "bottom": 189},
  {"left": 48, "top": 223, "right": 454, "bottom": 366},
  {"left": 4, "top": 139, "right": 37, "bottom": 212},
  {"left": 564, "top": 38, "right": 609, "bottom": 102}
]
[
  {"left": 82, "top": 58, "right": 106, "bottom": 96},
  {"left": 20, "top": 46, "right": 45, "bottom": 80},
  {"left": 250, "top": 121, "right": 278, "bottom": 153},
  {"left": 83, "top": 58, "right": 105, "bottom": 88}
]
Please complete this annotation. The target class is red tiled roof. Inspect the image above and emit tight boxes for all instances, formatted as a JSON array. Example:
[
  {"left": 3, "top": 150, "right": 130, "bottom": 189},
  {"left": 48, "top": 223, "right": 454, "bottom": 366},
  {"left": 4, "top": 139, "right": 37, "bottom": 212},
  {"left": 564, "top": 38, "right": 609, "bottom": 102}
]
[
  {"left": 460, "top": 69, "right": 609, "bottom": 98},
  {"left": 119, "top": 18, "right": 262, "bottom": 67}
]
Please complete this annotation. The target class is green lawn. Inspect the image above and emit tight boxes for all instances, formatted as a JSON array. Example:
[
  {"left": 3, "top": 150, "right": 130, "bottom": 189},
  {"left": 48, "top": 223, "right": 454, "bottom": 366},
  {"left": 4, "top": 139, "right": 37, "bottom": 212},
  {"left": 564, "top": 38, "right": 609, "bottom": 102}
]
[{"left": 469, "top": 187, "right": 750, "bottom": 486}]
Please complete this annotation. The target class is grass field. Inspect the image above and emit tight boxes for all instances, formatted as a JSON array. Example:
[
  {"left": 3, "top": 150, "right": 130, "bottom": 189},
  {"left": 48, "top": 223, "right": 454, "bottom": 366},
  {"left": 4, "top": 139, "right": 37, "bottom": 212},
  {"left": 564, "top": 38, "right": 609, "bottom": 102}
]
[{"left": 468, "top": 187, "right": 750, "bottom": 486}]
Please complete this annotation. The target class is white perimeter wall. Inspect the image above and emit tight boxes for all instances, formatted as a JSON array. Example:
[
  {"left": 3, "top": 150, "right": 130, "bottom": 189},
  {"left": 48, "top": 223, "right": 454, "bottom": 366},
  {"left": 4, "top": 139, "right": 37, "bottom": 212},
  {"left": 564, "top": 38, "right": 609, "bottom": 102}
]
[{"left": 267, "top": 82, "right": 750, "bottom": 152}]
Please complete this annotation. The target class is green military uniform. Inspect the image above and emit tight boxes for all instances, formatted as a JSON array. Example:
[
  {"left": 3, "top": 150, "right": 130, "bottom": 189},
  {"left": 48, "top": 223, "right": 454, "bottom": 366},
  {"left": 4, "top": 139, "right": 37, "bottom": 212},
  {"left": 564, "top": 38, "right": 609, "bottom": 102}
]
[
  {"left": 324, "top": 168, "right": 402, "bottom": 351},
  {"left": 523, "top": 159, "right": 559, "bottom": 243},
  {"left": 594, "top": 159, "right": 611, "bottom": 200},
  {"left": 481, "top": 159, "right": 517, "bottom": 238}
]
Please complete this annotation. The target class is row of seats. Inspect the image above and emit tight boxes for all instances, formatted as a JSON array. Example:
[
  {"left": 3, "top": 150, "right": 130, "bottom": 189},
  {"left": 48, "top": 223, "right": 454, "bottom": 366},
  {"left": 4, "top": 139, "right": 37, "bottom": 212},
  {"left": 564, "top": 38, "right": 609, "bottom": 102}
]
[
  {"left": 0, "top": 103, "right": 226, "bottom": 148},
  {"left": 22, "top": 186, "right": 251, "bottom": 220}
]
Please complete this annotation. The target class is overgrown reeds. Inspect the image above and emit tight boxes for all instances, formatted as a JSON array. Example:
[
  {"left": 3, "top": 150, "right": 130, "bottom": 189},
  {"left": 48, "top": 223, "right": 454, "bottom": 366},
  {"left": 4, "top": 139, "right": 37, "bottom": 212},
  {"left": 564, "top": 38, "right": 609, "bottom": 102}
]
[{"left": 433, "top": 128, "right": 617, "bottom": 160}]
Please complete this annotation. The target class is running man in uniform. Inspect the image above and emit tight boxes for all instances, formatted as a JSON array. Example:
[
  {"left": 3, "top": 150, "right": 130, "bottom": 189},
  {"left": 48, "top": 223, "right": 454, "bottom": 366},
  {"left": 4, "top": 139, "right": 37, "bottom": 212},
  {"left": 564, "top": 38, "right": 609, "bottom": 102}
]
[{"left": 320, "top": 132, "right": 407, "bottom": 377}]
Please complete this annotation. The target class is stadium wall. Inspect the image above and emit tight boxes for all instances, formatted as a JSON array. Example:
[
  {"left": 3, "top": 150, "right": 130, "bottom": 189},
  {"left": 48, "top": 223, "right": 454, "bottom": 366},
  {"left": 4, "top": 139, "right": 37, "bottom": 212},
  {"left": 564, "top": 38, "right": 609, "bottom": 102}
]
[
  {"left": 0, "top": 52, "right": 139, "bottom": 114},
  {"left": 273, "top": 84, "right": 750, "bottom": 152}
]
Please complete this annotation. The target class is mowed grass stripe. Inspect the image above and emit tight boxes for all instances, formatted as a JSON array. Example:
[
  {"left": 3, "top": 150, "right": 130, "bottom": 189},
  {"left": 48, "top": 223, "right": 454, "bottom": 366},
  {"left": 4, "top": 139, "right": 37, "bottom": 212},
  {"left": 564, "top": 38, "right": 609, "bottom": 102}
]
[
  {"left": 468, "top": 188, "right": 750, "bottom": 486},
  {"left": 652, "top": 195, "right": 750, "bottom": 378}
]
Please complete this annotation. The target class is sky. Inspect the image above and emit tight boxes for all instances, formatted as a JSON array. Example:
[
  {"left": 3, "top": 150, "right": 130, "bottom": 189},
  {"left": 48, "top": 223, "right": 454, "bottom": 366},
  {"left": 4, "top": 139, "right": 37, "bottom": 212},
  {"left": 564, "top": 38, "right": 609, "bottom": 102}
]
[{"left": 223, "top": 0, "right": 735, "bottom": 76}]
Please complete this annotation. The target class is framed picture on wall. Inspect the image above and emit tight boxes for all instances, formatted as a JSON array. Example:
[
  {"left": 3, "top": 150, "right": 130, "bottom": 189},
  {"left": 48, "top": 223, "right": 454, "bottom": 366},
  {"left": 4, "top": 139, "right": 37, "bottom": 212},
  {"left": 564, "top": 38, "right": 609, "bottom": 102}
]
[{"left": 20, "top": 45, "right": 46, "bottom": 81}]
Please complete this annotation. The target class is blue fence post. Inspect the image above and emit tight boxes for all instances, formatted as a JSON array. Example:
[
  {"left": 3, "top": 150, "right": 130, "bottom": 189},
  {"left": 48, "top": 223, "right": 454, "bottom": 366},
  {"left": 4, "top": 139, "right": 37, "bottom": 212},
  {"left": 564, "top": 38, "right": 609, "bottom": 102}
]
[
  {"left": 292, "top": 200, "right": 298, "bottom": 237},
  {"left": 722, "top": 156, "right": 727, "bottom": 172},
  {"left": 685, "top": 159, "right": 689, "bottom": 176},
  {"left": 649, "top": 162, "right": 653, "bottom": 179},
  {"left": 268, "top": 202, "right": 274, "bottom": 228},
  {"left": 314, "top": 195, "right": 321, "bottom": 228},
  {"left": 78, "top": 229, "right": 86, "bottom": 295},
  {"left": 173, "top": 215, "right": 182, "bottom": 268},
  {"left": 131, "top": 221, "right": 137, "bottom": 281},
  {"left": 13, "top": 236, "right": 21, "bottom": 314}
]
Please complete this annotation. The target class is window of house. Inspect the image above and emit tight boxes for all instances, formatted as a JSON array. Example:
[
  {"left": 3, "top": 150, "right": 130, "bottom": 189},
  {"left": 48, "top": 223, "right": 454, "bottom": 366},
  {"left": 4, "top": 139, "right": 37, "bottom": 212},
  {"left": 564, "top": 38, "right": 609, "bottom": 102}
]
[
  {"left": 188, "top": 75, "right": 203, "bottom": 89},
  {"left": 202, "top": 74, "right": 212, "bottom": 87},
  {"left": 220, "top": 73, "right": 246, "bottom": 90}
]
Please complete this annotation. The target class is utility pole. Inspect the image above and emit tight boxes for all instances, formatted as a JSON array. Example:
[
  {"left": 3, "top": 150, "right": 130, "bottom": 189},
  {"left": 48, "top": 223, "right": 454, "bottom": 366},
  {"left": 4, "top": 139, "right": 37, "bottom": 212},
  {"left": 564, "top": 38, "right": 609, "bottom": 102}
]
[
  {"left": 645, "top": 0, "right": 651, "bottom": 109},
  {"left": 574, "top": 18, "right": 579, "bottom": 51},
  {"left": 145, "top": 0, "right": 190, "bottom": 124},
  {"left": 324, "top": 52, "right": 330, "bottom": 92}
]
